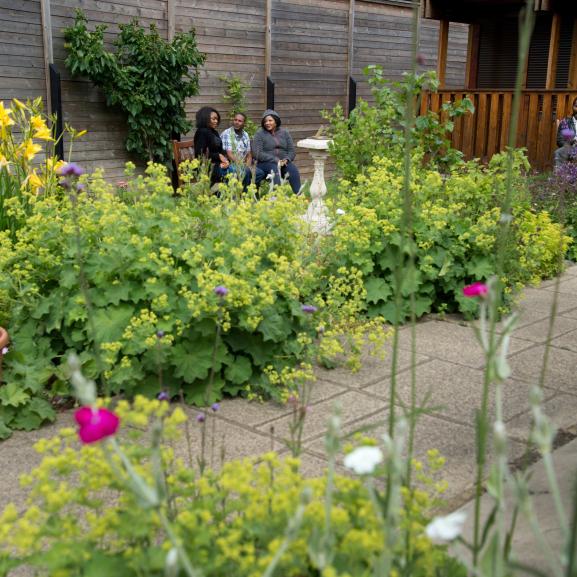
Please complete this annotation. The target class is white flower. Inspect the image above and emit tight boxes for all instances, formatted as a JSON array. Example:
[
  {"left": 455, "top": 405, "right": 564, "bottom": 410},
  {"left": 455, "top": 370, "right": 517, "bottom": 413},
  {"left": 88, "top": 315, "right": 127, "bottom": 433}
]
[
  {"left": 336, "top": 208, "right": 346, "bottom": 216},
  {"left": 425, "top": 511, "right": 467, "bottom": 545},
  {"left": 343, "top": 446, "right": 383, "bottom": 475},
  {"left": 1, "top": 347, "right": 8, "bottom": 355}
]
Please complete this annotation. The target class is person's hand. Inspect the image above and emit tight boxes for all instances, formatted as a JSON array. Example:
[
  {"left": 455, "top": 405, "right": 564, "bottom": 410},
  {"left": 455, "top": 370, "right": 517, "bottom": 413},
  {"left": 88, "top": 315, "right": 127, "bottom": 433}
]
[
  {"left": 220, "top": 160, "right": 229, "bottom": 169},
  {"left": 280, "top": 159, "right": 288, "bottom": 166}
]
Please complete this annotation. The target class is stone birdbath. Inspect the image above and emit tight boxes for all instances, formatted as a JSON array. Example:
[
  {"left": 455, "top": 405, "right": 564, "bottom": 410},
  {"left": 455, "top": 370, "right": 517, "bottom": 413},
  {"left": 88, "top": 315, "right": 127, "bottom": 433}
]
[{"left": 297, "top": 132, "right": 332, "bottom": 234}]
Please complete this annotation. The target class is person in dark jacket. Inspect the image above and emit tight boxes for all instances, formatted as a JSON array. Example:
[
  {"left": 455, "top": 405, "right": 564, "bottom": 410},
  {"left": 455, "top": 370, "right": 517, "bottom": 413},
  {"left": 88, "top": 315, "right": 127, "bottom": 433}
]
[
  {"left": 193, "top": 107, "right": 229, "bottom": 186},
  {"left": 252, "top": 109, "right": 301, "bottom": 193},
  {"left": 556, "top": 96, "right": 577, "bottom": 147}
]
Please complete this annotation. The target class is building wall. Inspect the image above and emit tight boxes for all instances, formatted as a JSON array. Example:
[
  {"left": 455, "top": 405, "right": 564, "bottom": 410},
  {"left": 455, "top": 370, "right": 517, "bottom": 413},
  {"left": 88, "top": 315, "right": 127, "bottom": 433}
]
[{"left": 1, "top": 0, "right": 468, "bottom": 180}]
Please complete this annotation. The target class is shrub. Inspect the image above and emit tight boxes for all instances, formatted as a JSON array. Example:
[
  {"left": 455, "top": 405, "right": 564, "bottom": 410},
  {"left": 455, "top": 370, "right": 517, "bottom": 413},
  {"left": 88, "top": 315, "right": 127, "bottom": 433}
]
[
  {"left": 0, "top": 163, "right": 388, "bottom": 437},
  {"left": 64, "top": 11, "right": 205, "bottom": 163},
  {"left": 529, "top": 163, "right": 577, "bottom": 261},
  {"left": 323, "top": 68, "right": 474, "bottom": 181},
  {"left": 0, "top": 397, "right": 466, "bottom": 577},
  {"left": 323, "top": 151, "right": 571, "bottom": 321}
]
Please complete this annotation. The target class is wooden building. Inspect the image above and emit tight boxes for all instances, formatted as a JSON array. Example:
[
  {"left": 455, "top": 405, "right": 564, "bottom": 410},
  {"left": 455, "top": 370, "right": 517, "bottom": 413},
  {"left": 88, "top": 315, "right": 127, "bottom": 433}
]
[
  {"left": 422, "top": 0, "right": 577, "bottom": 171},
  {"left": 1, "top": 0, "right": 469, "bottom": 179}
]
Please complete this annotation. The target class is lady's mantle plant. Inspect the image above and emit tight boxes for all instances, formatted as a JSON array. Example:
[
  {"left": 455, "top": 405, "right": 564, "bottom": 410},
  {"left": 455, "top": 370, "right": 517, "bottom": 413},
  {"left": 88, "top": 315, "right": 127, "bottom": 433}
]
[{"left": 64, "top": 11, "right": 205, "bottom": 163}]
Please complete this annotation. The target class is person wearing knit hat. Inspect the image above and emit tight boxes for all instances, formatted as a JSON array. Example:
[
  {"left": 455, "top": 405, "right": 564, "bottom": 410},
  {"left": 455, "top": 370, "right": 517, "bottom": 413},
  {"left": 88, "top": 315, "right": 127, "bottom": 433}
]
[{"left": 252, "top": 109, "right": 301, "bottom": 193}]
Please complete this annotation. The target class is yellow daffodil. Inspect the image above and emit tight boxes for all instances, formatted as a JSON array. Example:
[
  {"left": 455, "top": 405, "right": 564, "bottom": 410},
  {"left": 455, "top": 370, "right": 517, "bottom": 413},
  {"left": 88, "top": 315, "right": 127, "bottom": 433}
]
[
  {"left": 0, "top": 102, "right": 14, "bottom": 129},
  {"left": 46, "top": 157, "right": 66, "bottom": 173},
  {"left": 76, "top": 130, "right": 87, "bottom": 138},
  {"left": 0, "top": 155, "right": 10, "bottom": 173}
]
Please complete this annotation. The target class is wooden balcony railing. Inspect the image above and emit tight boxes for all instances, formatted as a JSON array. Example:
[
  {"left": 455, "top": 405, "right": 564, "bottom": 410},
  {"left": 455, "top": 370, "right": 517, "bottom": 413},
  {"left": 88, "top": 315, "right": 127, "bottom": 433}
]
[{"left": 420, "top": 90, "right": 577, "bottom": 172}]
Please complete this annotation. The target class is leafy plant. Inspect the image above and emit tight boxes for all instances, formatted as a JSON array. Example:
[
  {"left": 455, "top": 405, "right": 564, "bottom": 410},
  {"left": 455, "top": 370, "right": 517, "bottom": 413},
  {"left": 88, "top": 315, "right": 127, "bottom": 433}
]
[
  {"left": 64, "top": 11, "right": 205, "bottom": 163},
  {"left": 323, "top": 68, "right": 474, "bottom": 181},
  {"left": 0, "top": 396, "right": 465, "bottom": 577},
  {"left": 0, "top": 162, "right": 387, "bottom": 432},
  {"left": 220, "top": 74, "right": 257, "bottom": 136},
  {"left": 323, "top": 150, "right": 570, "bottom": 322}
]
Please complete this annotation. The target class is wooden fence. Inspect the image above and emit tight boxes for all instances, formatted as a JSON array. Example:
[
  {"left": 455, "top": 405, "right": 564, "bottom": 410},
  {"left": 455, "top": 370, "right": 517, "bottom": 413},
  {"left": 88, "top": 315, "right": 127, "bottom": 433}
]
[
  {"left": 1, "top": 0, "right": 468, "bottom": 180},
  {"left": 421, "top": 89, "right": 576, "bottom": 172}
]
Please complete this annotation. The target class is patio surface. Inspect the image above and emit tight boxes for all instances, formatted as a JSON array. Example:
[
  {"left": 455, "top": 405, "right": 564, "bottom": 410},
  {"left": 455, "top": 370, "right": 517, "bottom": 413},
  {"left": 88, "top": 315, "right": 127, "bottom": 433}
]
[{"left": 1, "top": 264, "right": 577, "bottom": 574}]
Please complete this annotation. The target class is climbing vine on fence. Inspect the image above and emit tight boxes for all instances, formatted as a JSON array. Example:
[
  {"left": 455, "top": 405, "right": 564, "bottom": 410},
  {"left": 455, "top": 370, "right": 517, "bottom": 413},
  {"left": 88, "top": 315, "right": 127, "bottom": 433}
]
[{"left": 64, "top": 11, "right": 205, "bottom": 163}]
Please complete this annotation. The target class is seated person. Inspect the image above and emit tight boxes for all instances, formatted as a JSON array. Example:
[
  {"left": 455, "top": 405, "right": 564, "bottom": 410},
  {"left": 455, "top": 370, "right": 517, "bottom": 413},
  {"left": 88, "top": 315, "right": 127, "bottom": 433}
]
[
  {"left": 193, "top": 106, "right": 229, "bottom": 187},
  {"left": 556, "top": 96, "right": 577, "bottom": 147},
  {"left": 252, "top": 109, "right": 301, "bottom": 193},
  {"left": 554, "top": 127, "right": 577, "bottom": 169},
  {"left": 220, "top": 112, "right": 254, "bottom": 191}
]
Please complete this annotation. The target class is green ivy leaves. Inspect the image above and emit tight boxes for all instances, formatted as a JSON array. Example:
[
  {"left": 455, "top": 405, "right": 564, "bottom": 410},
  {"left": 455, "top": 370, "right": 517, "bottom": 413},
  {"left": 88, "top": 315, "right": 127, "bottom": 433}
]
[{"left": 64, "top": 11, "right": 206, "bottom": 163}]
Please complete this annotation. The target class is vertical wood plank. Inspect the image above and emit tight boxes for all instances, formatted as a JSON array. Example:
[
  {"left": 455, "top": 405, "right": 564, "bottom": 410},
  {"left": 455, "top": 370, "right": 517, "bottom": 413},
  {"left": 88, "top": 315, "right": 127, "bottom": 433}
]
[
  {"left": 345, "top": 0, "right": 355, "bottom": 114},
  {"left": 437, "top": 19, "right": 449, "bottom": 88},
  {"left": 40, "top": 0, "right": 53, "bottom": 111},
  {"left": 537, "top": 92, "right": 552, "bottom": 169},
  {"left": 465, "top": 23, "right": 479, "bottom": 89},
  {"left": 265, "top": 0, "right": 272, "bottom": 108},
  {"left": 546, "top": 13, "right": 561, "bottom": 89},
  {"left": 167, "top": 0, "right": 175, "bottom": 41},
  {"left": 486, "top": 92, "right": 500, "bottom": 159},
  {"left": 452, "top": 92, "right": 465, "bottom": 150},
  {"left": 474, "top": 92, "right": 487, "bottom": 160},
  {"left": 500, "top": 92, "right": 512, "bottom": 150},
  {"left": 525, "top": 93, "right": 540, "bottom": 162},
  {"left": 462, "top": 92, "right": 476, "bottom": 158}
]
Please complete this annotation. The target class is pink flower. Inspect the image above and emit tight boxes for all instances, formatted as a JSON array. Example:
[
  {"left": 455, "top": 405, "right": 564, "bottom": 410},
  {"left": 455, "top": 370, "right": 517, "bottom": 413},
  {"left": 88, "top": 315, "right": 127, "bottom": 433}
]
[
  {"left": 463, "top": 281, "right": 488, "bottom": 298},
  {"left": 75, "top": 407, "right": 120, "bottom": 444}
]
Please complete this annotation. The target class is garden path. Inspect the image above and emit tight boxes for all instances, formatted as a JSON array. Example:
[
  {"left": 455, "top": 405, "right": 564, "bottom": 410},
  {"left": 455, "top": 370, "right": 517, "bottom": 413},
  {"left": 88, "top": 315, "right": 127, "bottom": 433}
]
[{"left": 1, "top": 264, "right": 577, "bottom": 572}]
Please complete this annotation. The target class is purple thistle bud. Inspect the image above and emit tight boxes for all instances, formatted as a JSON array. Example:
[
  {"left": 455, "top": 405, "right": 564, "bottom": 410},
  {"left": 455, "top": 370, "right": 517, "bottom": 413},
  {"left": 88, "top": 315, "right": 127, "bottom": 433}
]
[
  {"left": 196, "top": 413, "right": 206, "bottom": 423},
  {"left": 1, "top": 347, "right": 8, "bottom": 355},
  {"left": 156, "top": 330, "right": 165, "bottom": 339},
  {"left": 214, "top": 285, "right": 228, "bottom": 298},
  {"left": 157, "top": 391, "right": 170, "bottom": 402},
  {"left": 76, "top": 182, "right": 85, "bottom": 193},
  {"left": 211, "top": 402, "right": 220, "bottom": 412},
  {"left": 301, "top": 304, "right": 318, "bottom": 314},
  {"left": 58, "top": 162, "right": 85, "bottom": 177}
]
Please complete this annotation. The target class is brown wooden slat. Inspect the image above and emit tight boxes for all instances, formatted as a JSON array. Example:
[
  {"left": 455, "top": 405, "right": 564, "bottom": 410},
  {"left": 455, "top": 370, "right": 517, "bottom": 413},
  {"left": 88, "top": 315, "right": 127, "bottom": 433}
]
[
  {"left": 500, "top": 92, "right": 512, "bottom": 150},
  {"left": 461, "top": 92, "right": 476, "bottom": 158},
  {"left": 525, "top": 93, "right": 540, "bottom": 162},
  {"left": 537, "top": 93, "right": 553, "bottom": 169},
  {"left": 485, "top": 92, "right": 500, "bottom": 159},
  {"left": 473, "top": 93, "right": 487, "bottom": 159}
]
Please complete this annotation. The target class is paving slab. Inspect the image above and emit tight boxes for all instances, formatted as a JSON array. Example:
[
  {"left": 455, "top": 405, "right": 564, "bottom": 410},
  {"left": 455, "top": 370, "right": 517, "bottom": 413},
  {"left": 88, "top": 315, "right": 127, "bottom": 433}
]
[
  {"left": 543, "top": 275, "right": 577, "bottom": 295},
  {"left": 550, "top": 328, "right": 577, "bottom": 353},
  {"left": 517, "top": 286, "right": 577, "bottom": 315},
  {"left": 456, "top": 438, "right": 577, "bottom": 576},
  {"left": 304, "top": 411, "right": 525, "bottom": 504},
  {"left": 506, "top": 391, "right": 577, "bottom": 442},
  {"left": 315, "top": 345, "right": 432, "bottom": 389},
  {"left": 512, "top": 315, "right": 577, "bottom": 343},
  {"left": 508, "top": 345, "right": 577, "bottom": 394},
  {"left": 396, "top": 320, "right": 535, "bottom": 369},
  {"left": 363, "top": 359, "right": 540, "bottom": 426},
  {"left": 257, "top": 390, "right": 387, "bottom": 442}
]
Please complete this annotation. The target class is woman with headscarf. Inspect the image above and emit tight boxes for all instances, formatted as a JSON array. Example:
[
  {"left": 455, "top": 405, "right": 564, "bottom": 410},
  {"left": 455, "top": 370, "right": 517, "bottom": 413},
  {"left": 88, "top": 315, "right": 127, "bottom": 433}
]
[
  {"left": 193, "top": 106, "right": 229, "bottom": 186},
  {"left": 252, "top": 109, "right": 301, "bottom": 193}
]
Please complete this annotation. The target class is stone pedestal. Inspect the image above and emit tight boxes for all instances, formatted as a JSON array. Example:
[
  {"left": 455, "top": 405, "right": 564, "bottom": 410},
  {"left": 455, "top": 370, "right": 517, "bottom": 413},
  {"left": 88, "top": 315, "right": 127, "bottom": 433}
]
[{"left": 297, "top": 137, "right": 332, "bottom": 234}]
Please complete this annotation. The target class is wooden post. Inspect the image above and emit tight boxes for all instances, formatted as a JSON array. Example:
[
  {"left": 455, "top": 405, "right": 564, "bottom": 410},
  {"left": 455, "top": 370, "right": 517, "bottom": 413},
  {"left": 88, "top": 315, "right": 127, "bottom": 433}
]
[
  {"left": 167, "top": 0, "right": 175, "bottom": 41},
  {"left": 437, "top": 19, "right": 449, "bottom": 88},
  {"left": 465, "top": 23, "right": 479, "bottom": 90},
  {"left": 568, "top": 19, "right": 577, "bottom": 89},
  {"left": 345, "top": 0, "right": 355, "bottom": 115},
  {"left": 545, "top": 12, "right": 561, "bottom": 89},
  {"left": 265, "top": 0, "right": 272, "bottom": 108},
  {"left": 40, "top": 0, "right": 53, "bottom": 112}
]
